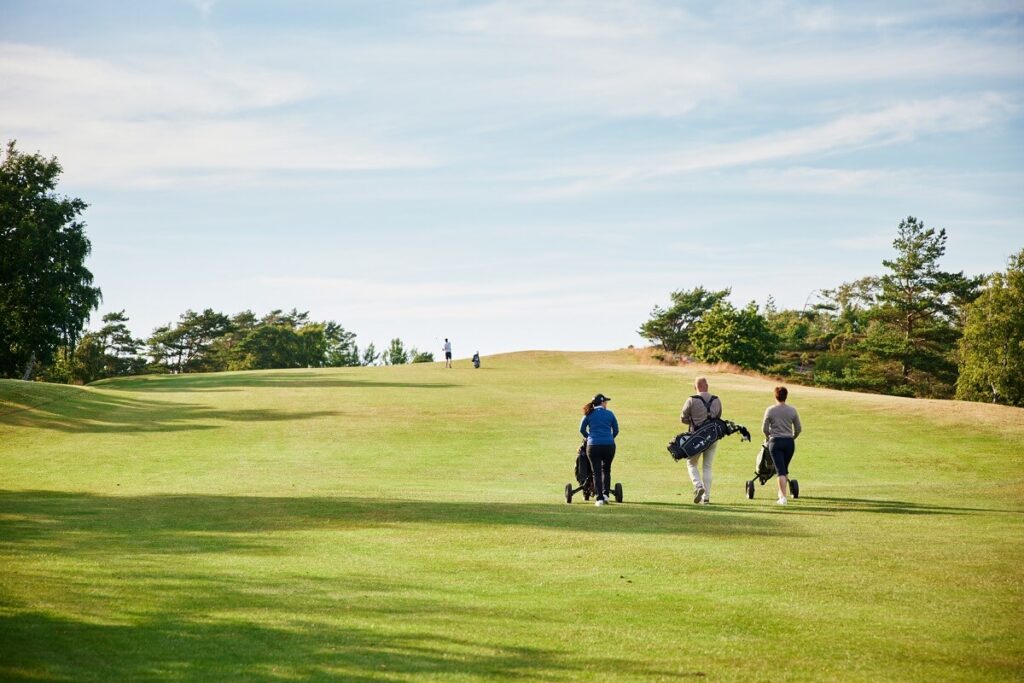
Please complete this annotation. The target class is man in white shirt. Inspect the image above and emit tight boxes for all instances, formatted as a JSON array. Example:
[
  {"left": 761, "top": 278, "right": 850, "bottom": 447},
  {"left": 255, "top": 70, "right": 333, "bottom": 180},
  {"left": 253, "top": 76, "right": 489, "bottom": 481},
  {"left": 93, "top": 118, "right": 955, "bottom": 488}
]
[{"left": 680, "top": 377, "right": 722, "bottom": 504}]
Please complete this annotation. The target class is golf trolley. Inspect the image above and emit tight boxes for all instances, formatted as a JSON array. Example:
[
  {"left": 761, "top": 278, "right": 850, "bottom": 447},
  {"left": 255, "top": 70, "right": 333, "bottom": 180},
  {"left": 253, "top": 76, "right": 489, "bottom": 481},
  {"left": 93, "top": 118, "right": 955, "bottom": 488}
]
[
  {"left": 565, "top": 440, "right": 622, "bottom": 503},
  {"left": 745, "top": 442, "right": 799, "bottom": 499}
]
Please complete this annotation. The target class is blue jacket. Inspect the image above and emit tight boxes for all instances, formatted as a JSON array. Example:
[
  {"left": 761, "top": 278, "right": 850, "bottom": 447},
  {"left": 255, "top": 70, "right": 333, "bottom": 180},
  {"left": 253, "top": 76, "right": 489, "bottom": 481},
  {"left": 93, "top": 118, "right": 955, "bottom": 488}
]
[{"left": 580, "top": 407, "right": 619, "bottom": 446}]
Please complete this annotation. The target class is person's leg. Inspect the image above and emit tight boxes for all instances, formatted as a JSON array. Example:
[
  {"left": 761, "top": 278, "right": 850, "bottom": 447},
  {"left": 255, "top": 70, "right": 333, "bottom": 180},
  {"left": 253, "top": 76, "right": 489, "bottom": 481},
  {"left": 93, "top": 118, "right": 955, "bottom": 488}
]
[
  {"left": 686, "top": 454, "right": 704, "bottom": 502},
  {"left": 587, "top": 445, "right": 607, "bottom": 501},
  {"left": 701, "top": 444, "right": 717, "bottom": 502},
  {"left": 603, "top": 446, "right": 616, "bottom": 498},
  {"left": 770, "top": 438, "right": 793, "bottom": 500}
]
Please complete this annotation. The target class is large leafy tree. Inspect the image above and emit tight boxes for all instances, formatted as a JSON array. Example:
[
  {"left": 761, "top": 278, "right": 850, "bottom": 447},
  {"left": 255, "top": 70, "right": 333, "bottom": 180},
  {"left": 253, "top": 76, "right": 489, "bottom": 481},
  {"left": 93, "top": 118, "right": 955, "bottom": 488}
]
[
  {"left": 68, "top": 311, "right": 146, "bottom": 383},
  {"left": 957, "top": 249, "right": 1024, "bottom": 406},
  {"left": 148, "top": 309, "right": 232, "bottom": 373},
  {"left": 871, "top": 216, "right": 982, "bottom": 396},
  {"left": 689, "top": 301, "right": 778, "bottom": 370},
  {"left": 0, "top": 141, "right": 102, "bottom": 379},
  {"left": 638, "top": 286, "right": 731, "bottom": 353}
]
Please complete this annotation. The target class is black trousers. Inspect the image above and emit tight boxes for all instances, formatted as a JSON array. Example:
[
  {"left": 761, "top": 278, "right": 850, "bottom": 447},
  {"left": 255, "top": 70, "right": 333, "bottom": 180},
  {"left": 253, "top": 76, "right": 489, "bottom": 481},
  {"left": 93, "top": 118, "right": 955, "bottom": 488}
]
[
  {"left": 768, "top": 437, "right": 795, "bottom": 477},
  {"left": 586, "top": 443, "right": 616, "bottom": 498}
]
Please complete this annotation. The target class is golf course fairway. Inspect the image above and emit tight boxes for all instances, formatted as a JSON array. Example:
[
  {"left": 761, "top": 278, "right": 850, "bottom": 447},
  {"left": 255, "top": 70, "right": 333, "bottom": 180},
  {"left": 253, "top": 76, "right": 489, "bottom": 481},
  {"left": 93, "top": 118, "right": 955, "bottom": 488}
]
[{"left": 1, "top": 350, "right": 1022, "bottom": 681}]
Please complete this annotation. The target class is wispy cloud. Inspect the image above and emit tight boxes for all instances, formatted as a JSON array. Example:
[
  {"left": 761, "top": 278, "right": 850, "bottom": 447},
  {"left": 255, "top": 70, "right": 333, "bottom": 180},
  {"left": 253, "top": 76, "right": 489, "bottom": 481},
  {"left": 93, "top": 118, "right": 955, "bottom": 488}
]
[
  {"left": 524, "top": 95, "right": 1016, "bottom": 197},
  {"left": 0, "top": 43, "right": 436, "bottom": 185}
]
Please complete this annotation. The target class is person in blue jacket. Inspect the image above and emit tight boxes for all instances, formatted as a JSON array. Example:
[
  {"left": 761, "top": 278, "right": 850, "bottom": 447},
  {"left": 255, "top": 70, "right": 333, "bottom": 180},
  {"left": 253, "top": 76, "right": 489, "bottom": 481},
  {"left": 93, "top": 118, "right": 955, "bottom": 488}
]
[{"left": 579, "top": 393, "right": 619, "bottom": 507}]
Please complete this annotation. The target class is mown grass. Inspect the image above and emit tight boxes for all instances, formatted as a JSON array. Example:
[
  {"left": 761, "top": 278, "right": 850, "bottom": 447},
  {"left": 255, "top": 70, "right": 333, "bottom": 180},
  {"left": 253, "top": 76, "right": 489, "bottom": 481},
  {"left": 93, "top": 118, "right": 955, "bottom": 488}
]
[{"left": 1, "top": 350, "right": 1022, "bottom": 681}]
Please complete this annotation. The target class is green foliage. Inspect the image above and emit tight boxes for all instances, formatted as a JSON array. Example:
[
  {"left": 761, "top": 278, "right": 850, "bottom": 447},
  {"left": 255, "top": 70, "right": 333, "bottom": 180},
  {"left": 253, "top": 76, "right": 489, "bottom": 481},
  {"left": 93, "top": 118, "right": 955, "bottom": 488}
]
[
  {"left": 324, "top": 322, "right": 360, "bottom": 367},
  {"left": 411, "top": 351, "right": 435, "bottom": 363},
  {"left": 638, "top": 286, "right": 730, "bottom": 352},
  {"left": 0, "top": 141, "right": 102, "bottom": 379},
  {"left": 383, "top": 338, "right": 409, "bottom": 365},
  {"left": 361, "top": 342, "right": 380, "bottom": 366},
  {"left": 144, "top": 309, "right": 363, "bottom": 373},
  {"left": 689, "top": 301, "right": 778, "bottom": 370},
  {"left": 148, "top": 309, "right": 233, "bottom": 373},
  {"left": 870, "top": 216, "right": 982, "bottom": 396},
  {"left": 957, "top": 249, "right": 1024, "bottom": 406}
]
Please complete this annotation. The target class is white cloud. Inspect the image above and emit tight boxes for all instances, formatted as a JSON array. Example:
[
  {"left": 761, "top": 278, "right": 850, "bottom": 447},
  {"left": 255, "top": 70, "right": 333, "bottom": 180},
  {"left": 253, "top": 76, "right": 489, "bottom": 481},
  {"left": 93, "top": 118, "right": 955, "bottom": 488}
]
[
  {"left": 0, "top": 42, "right": 436, "bottom": 186},
  {"left": 524, "top": 95, "right": 1016, "bottom": 197}
]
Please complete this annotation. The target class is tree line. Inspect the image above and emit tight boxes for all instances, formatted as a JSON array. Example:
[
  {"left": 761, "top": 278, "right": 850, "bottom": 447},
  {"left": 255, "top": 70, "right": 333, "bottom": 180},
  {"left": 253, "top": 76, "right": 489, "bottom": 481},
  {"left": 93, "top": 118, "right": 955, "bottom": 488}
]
[
  {"left": 37, "top": 307, "right": 434, "bottom": 385},
  {"left": 639, "top": 217, "right": 1024, "bottom": 405}
]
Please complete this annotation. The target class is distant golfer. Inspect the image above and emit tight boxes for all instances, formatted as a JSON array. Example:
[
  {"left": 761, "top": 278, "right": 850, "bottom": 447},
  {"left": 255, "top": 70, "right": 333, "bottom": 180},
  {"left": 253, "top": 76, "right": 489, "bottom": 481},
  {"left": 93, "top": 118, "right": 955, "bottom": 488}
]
[
  {"left": 579, "top": 393, "right": 618, "bottom": 507},
  {"left": 680, "top": 377, "right": 722, "bottom": 505},
  {"left": 762, "top": 386, "right": 802, "bottom": 505},
  {"left": 443, "top": 338, "right": 452, "bottom": 368}
]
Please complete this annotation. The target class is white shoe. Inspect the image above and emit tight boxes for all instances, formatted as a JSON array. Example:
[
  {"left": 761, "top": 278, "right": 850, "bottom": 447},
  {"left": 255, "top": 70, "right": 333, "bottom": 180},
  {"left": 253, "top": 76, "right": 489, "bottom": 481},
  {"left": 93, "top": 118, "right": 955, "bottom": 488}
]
[
  {"left": 701, "top": 498, "right": 710, "bottom": 505},
  {"left": 693, "top": 486, "right": 705, "bottom": 504},
  {"left": 595, "top": 498, "right": 606, "bottom": 507},
  {"left": 777, "top": 496, "right": 787, "bottom": 506}
]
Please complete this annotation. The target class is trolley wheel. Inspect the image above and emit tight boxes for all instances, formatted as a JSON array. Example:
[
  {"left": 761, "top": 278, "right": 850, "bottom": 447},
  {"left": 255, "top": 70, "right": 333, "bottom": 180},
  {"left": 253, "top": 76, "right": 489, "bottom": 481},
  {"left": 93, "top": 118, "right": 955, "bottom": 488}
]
[
  {"left": 745, "top": 480, "right": 755, "bottom": 499},
  {"left": 564, "top": 483, "right": 573, "bottom": 504},
  {"left": 613, "top": 483, "right": 623, "bottom": 503},
  {"left": 789, "top": 479, "right": 799, "bottom": 498}
]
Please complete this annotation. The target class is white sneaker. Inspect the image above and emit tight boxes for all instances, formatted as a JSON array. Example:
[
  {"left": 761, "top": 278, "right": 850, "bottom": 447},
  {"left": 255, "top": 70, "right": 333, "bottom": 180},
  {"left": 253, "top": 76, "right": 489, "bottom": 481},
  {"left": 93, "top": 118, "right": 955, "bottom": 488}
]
[
  {"left": 693, "top": 486, "right": 705, "bottom": 504},
  {"left": 777, "top": 496, "right": 787, "bottom": 506},
  {"left": 595, "top": 498, "right": 606, "bottom": 507},
  {"left": 701, "top": 498, "right": 710, "bottom": 505}
]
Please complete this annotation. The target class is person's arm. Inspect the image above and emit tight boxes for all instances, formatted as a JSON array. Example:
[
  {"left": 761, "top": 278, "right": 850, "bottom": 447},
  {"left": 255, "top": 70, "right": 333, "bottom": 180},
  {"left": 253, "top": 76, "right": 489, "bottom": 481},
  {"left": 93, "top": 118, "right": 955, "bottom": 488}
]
[
  {"left": 611, "top": 413, "right": 619, "bottom": 439},
  {"left": 712, "top": 397, "right": 723, "bottom": 420},
  {"left": 792, "top": 409, "right": 802, "bottom": 439},
  {"left": 680, "top": 399, "right": 692, "bottom": 425},
  {"left": 762, "top": 408, "right": 771, "bottom": 439},
  {"left": 580, "top": 415, "right": 589, "bottom": 439}
]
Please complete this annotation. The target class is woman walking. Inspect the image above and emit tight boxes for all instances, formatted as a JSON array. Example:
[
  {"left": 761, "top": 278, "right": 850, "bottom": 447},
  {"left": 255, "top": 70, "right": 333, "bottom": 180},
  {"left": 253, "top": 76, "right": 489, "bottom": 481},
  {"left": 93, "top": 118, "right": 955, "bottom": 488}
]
[
  {"left": 762, "top": 386, "right": 802, "bottom": 505},
  {"left": 579, "top": 393, "right": 619, "bottom": 507}
]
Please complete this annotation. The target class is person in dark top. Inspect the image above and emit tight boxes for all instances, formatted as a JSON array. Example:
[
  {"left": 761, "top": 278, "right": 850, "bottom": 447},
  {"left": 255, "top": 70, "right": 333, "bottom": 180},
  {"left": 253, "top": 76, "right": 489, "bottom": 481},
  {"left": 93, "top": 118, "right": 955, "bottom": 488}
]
[{"left": 579, "top": 393, "right": 619, "bottom": 507}]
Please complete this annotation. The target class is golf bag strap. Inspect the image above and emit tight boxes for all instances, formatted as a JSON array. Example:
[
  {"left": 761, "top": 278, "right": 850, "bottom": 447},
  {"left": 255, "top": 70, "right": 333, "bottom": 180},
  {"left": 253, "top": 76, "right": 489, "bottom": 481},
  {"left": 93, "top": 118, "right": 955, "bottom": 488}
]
[{"left": 690, "top": 394, "right": 720, "bottom": 426}]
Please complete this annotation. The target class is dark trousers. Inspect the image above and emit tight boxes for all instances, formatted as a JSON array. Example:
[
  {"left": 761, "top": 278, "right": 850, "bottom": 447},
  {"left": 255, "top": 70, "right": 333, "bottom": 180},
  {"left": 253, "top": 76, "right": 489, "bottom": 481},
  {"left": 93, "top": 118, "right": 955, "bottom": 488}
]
[
  {"left": 768, "top": 437, "right": 795, "bottom": 477},
  {"left": 586, "top": 444, "right": 616, "bottom": 499}
]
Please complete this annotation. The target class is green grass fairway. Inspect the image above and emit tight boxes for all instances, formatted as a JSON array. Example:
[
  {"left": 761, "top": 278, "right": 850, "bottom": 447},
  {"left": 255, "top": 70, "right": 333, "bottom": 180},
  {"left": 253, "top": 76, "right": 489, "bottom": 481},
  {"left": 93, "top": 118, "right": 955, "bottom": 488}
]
[{"left": 2, "top": 350, "right": 1022, "bottom": 681}]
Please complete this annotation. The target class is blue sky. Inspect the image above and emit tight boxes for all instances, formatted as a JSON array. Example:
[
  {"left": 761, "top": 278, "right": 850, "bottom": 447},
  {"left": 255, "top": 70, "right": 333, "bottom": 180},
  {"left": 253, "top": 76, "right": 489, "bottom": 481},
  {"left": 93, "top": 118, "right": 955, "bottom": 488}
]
[{"left": 3, "top": 0, "right": 1022, "bottom": 356}]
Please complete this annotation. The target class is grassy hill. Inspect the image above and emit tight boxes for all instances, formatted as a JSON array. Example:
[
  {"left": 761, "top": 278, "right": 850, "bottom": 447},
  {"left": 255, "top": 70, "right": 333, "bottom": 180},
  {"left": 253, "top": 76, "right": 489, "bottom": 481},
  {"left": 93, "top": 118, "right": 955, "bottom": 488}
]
[{"left": 1, "top": 350, "right": 1022, "bottom": 681}]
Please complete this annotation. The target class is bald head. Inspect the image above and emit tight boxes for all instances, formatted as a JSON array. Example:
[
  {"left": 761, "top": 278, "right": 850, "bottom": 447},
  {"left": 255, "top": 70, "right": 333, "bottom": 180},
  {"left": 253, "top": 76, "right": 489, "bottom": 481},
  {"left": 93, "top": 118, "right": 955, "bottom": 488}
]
[{"left": 694, "top": 377, "right": 708, "bottom": 392}]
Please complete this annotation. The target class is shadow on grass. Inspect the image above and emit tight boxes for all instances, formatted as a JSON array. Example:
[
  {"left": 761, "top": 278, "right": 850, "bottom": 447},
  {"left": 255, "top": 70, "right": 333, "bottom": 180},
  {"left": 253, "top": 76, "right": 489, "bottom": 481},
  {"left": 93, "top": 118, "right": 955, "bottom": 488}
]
[
  {"left": 0, "top": 490, "right": 789, "bottom": 555},
  {"left": 794, "top": 496, "right": 1022, "bottom": 516},
  {"left": 0, "top": 490, "right": 739, "bottom": 680},
  {"left": 0, "top": 389, "right": 342, "bottom": 434},
  {"left": 0, "top": 608, "right": 696, "bottom": 682},
  {"left": 94, "top": 371, "right": 460, "bottom": 393}
]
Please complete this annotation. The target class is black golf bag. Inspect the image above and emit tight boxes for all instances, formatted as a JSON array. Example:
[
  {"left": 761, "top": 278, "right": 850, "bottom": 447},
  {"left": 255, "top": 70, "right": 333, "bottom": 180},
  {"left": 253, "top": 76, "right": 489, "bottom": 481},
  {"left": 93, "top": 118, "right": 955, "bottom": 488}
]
[
  {"left": 745, "top": 442, "right": 799, "bottom": 499},
  {"left": 565, "top": 440, "right": 623, "bottom": 504},
  {"left": 667, "top": 419, "right": 751, "bottom": 461}
]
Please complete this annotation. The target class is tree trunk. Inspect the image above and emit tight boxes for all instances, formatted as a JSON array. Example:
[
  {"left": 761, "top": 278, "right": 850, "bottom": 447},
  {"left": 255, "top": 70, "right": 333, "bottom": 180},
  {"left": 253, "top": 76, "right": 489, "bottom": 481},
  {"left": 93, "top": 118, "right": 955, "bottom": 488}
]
[{"left": 21, "top": 352, "right": 35, "bottom": 381}]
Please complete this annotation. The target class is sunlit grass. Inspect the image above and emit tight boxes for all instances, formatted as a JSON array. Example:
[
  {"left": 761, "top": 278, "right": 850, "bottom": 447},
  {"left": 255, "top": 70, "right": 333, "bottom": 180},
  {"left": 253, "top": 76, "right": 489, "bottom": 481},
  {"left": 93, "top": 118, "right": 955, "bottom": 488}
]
[{"left": 1, "top": 350, "right": 1022, "bottom": 681}]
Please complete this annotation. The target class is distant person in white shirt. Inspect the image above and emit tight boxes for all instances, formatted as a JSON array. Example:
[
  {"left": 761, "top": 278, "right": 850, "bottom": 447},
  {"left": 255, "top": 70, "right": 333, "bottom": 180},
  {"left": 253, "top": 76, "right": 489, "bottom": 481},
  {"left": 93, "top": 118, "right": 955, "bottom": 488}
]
[
  {"left": 762, "top": 386, "right": 803, "bottom": 505},
  {"left": 443, "top": 338, "right": 452, "bottom": 368}
]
